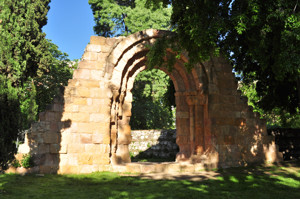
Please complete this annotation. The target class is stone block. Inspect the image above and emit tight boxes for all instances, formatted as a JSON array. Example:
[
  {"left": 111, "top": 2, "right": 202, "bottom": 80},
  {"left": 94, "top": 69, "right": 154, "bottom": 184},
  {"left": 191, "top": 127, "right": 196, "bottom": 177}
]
[
  {"left": 53, "top": 104, "right": 63, "bottom": 112},
  {"left": 176, "top": 135, "right": 189, "bottom": 145},
  {"left": 98, "top": 165, "right": 112, "bottom": 172},
  {"left": 115, "top": 144, "right": 130, "bottom": 163},
  {"left": 76, "top": 80, "right": 99, "bottom": 88},
  {"left": 78, "top": 153, "right": 93, "bottom": 165},
  {"left": 38, "top": 112, "right": 46, "bottom": 121},
  {"left": 92, "top": 99, "right": 111, "bottom": 107},
  {"left": 126, "top": 163, "right": 141, "bottom": 173},
  {"left": 38, "top": 144, "right": 50, "bottom": 154},
  {"left": 103, "top": 134, "right": 111, "bottom": 145},
  {"left": 78, "top": 60, "right": 95, "bottom": 69},
  {"left": 45, "top": 112, "right": 60, "bottom": 122},
  {"left": 93, "top": 153, "right": 110, "bottom": 165},
  {"left": 100, "top": 45, "right": 112, "bottom": 53},
  {"left": 43, "top": 133, "right": 59, "bottom": 144},
  {"left": 224, "top": 135, "right": 235, "bottom": 145},
  {"left": 87, "top": 98, "right": 93, "bottom": 105},
  {"left": 78, "top": 105, "right": 101, "bottom": 113},
  {"left": 105, "top": 37, "right": 117, "bottom": 45},
  {"left": 90, "top": 70, "right": 102, "bottom": 80},
  {"left": 68, "top": 154, "right": 79, "bottom": 166},
  {"left": 59, "top": 143, "right": 68, "bottom": 154},
  {"left": 73, "top": 69, "right": 90, "bottom": 80},
  {"left": 62, "top": 112, "right": 89, "bottom": 122},
  {"left": 64, "top": 87, "right": 76, "bottom": 97},
  {"left": 80, "top": 134, "right": 93, "bottom": 144},
  {"left": 50, "top": 144, "right": 60, "bottom": 153},
  {"left": 82, "top": 52, "right": 98, "bottom": 61},
  {"left": 39, "top": 165, "right": 59, "bottom": 174},
  {"left": 68, "top": 144, "right": 85, "bottom": 153},
  {"left": 220, "top": 95, "right": 236, "bottom": 104},
  {"left": 90, "top": 88, "right": 103, "bottom": 98},
  {"left": 79, "top": 165, "right": 99, "bottom": 173},
  {"left": 49, "top": 122, "right": 59, "bottom": 131},
  {"left": 179, "top": 164, "right": 195, "bottom": 173},
  {"left": 61, "top": 132, "right": 72, "bottom": 143},
  {"left": 73, "top": 97, "right": 87, "bottom": 105},
  {"left": 140, "top": 164, "right": 156, "bottom": 173},
  {"left": 90, "top": 113, "right": 110, "bottom": 123},
  {"left": 93, "top": 133, "right": 104, "bottom": 144},
  {"left": 95, "top": 61, "right": 105, "bottom": 70},
  {"left": 85, "top": 44, "right": 101, "bottom": 53},
  {"left": 85, "top": 144, "right": 99, "bottom": 153},
  {"left": 165, "top": 163, "right": 181, "bottom": 173},
  {"left": 76, "top": 87, "right": 90, "bottom": 98},
  {"left": 77, "top": 122, "right": 95, "bottom": 133},
  {"left": 176, "top": 111, "right": 189, "bottom": 119},
  {"left": 90, "top": 36, "right": 106, "bottom": 45},
  {"left": 118, "top": 134, "right": 131, "bottom": 145},
  {"left": 59, "top": 165, "right": 79, "bottom": 174},
  {"left": 98, "top": 52, "right": 109, "bottom": 61}
]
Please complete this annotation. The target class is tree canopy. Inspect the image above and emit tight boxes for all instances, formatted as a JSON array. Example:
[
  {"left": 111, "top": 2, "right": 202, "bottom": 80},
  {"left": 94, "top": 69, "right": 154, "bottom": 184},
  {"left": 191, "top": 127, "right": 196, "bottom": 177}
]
[
  {"left": 130, "top": 69, "right": 175, "bottom": 129},
  {"left": 147, "top": 0, "right": 300, "bottom": 119},
  {"left": 89, "top": 0, "right": 172, "bottom": 36},
  {"left": 0, "top": 0, "right": 52, "bottom": 86},
  {"left": 0, "top": 0, "right": 76, "bottom": 170}
]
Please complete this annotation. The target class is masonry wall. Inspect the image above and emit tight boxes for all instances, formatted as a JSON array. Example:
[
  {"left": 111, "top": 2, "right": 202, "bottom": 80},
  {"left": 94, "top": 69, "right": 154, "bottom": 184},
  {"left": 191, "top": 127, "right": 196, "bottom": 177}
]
[
  {"left": 129, "top": 130, "right": 178, "bottom": 160},
  {"left": 204, "top": 57, "right": 278, "bottom": 167},
  {"left": 15, "top": 29, "right": 279, "bottom": 174}
]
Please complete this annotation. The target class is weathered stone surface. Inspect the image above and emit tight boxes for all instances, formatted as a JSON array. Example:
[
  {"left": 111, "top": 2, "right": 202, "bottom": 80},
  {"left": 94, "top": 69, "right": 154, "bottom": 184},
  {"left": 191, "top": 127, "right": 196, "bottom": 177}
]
[
  {"left": 90, "top": 36, "right": 106, "bottom": 45},
  {"left": 129, "top": 130, "right": 178, "bottom": 159},
  {"left": 16, "top": 29, "right": 279, "bottom": 174}
]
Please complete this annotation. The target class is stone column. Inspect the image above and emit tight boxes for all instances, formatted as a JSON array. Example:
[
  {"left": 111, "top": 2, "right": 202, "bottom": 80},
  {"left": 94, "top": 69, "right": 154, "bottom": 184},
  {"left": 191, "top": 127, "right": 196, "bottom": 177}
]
[{"left": 175, "top": 92, "right": 191, "bottom": 161}]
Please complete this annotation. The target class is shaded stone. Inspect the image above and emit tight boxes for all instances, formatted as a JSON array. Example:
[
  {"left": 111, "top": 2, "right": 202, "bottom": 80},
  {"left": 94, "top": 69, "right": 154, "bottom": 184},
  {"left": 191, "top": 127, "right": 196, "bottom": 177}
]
[{"left": 15, "top": 29, "right": 279, "bottom": 174}]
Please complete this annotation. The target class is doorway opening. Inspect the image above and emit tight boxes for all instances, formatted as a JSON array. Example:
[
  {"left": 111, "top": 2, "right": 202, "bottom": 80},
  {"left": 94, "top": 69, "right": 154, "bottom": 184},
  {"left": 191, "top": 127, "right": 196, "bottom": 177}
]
[{"left": 129, "top": 68, "right": 179, "bottom": 162}]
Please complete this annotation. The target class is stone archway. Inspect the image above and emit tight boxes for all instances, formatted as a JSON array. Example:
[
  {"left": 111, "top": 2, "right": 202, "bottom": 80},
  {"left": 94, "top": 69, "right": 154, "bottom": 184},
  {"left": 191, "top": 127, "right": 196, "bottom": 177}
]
[
  {"left": 18, "top": 29, "right": 280, "bottom": 174},
  {"left": 104, "top": 31, "right": 210, "bottom": 164}
]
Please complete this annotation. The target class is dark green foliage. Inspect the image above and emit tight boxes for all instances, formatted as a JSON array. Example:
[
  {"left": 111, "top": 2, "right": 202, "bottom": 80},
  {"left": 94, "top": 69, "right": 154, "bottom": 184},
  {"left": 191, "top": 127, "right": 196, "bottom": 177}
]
[
  {"left": 20, "top": 154, "right": 34, "bottom": 168},
  {"left": 10, "top": 159, "right": 21, "bottom": 168},
  {"left": 227, "top": 0, "right": 300, "bottom": 115},
  {"left": 130, "top": 69, "right": 175, "bottom": 130},
  {"left": 0, "top": 0, "right": 76, "bottom": 169},
  {"left": 34, "top": 41, "right": 77, "bottom": 114},
  {"left": 19, "top": 80, "right": 38, "bottom": 129},
  {"left": 147, "top": 0, "right": 300, "bottom": 123},
  {"left": 0, "top": 80, "right": 21, "bottom": 171},
  {"left": 89, "top": 0, "right": 171, "bottom": 36},
  {"left": 240, "top": 82, "right": 300, "bottom": 128},
  {"left": 0, "top": 0, "right": 52, "bottom": 86}
]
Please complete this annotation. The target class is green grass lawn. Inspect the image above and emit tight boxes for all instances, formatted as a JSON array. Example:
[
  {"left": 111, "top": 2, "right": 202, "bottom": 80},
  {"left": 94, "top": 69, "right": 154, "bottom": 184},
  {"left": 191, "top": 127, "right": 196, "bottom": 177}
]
[{"left": 1, "top": 162, "right": 300, "bottom": 199}]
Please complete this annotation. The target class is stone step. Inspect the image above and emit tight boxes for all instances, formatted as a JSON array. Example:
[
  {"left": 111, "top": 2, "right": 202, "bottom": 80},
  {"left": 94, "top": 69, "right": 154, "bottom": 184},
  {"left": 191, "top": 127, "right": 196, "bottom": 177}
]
[{"left": 110, "top": 162, "right": 206, "bottom": 174}]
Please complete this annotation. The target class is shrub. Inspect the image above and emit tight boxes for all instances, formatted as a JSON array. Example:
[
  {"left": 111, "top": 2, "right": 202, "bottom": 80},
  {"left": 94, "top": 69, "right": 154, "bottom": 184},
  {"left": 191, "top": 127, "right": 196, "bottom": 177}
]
[
  {"left": 11, "top": 159, "right": 21, "bottom": 168},
  {"left": 20, "top": 154, "right": 34, "bottom": 168}
]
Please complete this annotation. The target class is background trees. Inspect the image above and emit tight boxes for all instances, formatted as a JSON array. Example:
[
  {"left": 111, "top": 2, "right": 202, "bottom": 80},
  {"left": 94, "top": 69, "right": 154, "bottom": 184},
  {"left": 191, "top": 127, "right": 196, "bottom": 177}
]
[
  {"left": 0, "top": 0, "right": 51, "bottom": 170},
  {"left": 89, "top": 0, "right": 175, "bottom": 129},
  {"left": 147, "top": 0, "right": 300, "bottom": 127},
  {"left": 89, "top": 0, "right": 171, "bottom": 36},
  {"left": 130, "top": 69, "right": 175, "bottom": 129},
  {"left": 0, "top": 0, "right": 76, "bottom": 170}
]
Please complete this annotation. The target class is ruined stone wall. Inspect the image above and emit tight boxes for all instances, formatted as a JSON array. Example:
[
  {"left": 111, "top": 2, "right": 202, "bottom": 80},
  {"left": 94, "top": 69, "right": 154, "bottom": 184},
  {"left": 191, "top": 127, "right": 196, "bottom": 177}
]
[
  {"left": 203, "top": 57, "right": 278, "bottom": 167},
  {"left": 15, "top": 29, "right": 280, "bottom": 174},
  {"left": 129, "top": 130, "right": 178, "bottom": 159}
]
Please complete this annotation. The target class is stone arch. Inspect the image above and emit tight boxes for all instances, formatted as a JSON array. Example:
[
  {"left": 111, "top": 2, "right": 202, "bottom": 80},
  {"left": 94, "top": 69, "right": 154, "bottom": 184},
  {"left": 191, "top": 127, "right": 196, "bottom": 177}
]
[
  {"left": 103, "top": 30, "right": 208, "bottom": 164},
  {"left": 16, "top": 29, "right": 280, "bottom": 174}
]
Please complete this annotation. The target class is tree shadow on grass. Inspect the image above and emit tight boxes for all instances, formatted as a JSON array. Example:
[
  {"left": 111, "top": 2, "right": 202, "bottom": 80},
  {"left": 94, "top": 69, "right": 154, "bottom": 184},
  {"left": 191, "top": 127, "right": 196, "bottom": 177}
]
[{"left": 1, "top": 163, "right": 300, "bottom": 199}]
